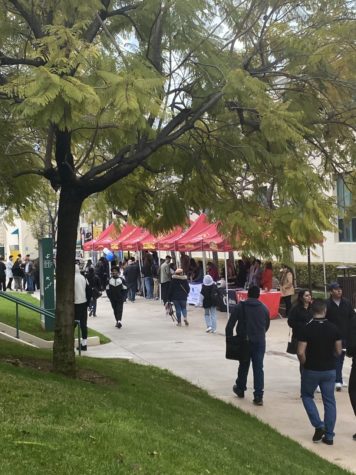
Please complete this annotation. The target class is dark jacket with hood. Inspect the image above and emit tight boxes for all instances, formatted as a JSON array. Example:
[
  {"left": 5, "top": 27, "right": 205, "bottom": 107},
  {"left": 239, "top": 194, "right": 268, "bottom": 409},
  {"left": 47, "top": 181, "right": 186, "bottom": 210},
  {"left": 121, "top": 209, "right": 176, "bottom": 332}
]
[
  {"left": 225, "top": 298, "right": 270, "bottom": 343},
  {"left": 168, "top": 274, "right": 189, "bottom": 301},
  {"left": 326, "top": 296, "right": 355, "bottom": 341},
  {"left": 106, "top": 276, "right": 126, "bottom": 302}
]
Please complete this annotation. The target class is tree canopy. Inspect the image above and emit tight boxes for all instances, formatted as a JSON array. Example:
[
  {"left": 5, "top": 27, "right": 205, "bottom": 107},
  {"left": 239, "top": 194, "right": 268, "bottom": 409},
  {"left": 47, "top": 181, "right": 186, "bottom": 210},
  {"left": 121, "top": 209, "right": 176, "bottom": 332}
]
[{"left": 0, "top": 0, "right": 355, "bottom": 374}]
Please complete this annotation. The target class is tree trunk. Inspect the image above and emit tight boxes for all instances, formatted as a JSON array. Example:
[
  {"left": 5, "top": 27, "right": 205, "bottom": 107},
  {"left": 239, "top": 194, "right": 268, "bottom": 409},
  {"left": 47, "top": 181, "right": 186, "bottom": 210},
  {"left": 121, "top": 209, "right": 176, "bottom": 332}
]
[{"left": 53, "top": 188, "right": 83, "bottom": 376}]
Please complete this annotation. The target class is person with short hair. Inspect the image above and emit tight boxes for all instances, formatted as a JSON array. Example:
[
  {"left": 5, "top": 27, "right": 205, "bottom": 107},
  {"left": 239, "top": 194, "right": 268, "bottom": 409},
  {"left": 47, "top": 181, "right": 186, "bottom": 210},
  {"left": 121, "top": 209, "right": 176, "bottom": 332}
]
[
  {"left": 326, "top": 282, "right": 355, "bottom": 391},
  {"left": 24, "top": 254, "right": 34, "bottom": 292},
  {"left": 226, "top": 285, "right": 270, "bottom": 406},
  {"left": 123, "top": 257, "right": 140, "bottom": 302},
  {"left": 5, "top": 255, "right": 13, "bottom": 290},
  {"left": 298, "top": 298, "right": 342, "bottom": 445},
  {"left": 160, "top": 255, "right": 173, "bottom": 304},
  {"left": 106, "top": 266, "right": 126, "bottom": 328}
]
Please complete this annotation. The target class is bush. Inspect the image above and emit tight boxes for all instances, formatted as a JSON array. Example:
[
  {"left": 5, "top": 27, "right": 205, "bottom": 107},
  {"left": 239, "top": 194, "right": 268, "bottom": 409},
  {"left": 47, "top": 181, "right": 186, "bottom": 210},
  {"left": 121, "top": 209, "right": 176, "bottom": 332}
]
[{"left": 295, "top": 263, "right": 348, "bottom": 289}]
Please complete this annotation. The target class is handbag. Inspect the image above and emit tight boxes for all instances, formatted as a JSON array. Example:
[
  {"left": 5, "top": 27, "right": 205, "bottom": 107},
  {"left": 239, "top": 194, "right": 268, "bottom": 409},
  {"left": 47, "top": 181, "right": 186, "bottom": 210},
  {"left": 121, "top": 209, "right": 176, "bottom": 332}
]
[
  {"left": 286, "top": 332, "right": 298, "bottom": 355},
  {"left": 92, "top": 288, "right": 102, "bottom": 299},
  {"left": 225, "top": 302, "right": 250, "bottom": 362}
]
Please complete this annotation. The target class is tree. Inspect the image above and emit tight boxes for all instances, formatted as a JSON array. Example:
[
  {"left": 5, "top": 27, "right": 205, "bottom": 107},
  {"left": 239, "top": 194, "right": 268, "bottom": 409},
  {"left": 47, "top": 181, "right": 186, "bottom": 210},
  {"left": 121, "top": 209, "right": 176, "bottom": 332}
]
[{"left": 0, "top": 0, "right": 355, "bottom": 375}]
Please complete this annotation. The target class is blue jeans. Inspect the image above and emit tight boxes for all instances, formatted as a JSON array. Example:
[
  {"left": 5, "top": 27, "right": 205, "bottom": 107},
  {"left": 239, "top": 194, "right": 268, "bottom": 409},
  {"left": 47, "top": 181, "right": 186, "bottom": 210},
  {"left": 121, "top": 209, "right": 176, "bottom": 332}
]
[
  {"left": 301, "top": 369, "right": 336, "bottom": 441},
  {"left": 26, "top": 274, "right": 34, "bottom": 292},
  {"left": 204, "top": 307, "right": 217, "bottom": 331},
  {"left": 173, "top": 300, "right": 187, "bottom": 323},
  {"left": 144, "top": 277, "right": 154, "bottom": 299},
  {"left": 236, "top": 341, "right": 265, "bottom": 399},
  {"left": 335, "top": 342, "right": 346, "bottom": 384},
  {"left": 127, "top": 284, "right": 137, "bottom": 302}
]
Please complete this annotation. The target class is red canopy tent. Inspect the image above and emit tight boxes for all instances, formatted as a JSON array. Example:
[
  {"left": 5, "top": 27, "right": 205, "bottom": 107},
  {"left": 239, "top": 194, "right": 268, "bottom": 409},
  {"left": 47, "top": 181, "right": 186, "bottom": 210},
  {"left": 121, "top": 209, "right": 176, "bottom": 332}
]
[
  {"left": 110, "top": 223, "right": 137, "bottom": 251},
  {"left": 156, "top": 215, "right": 208, "bottom": 251},
  {"left": 177, "top": 222, "right": 233, "bottom": 252},
  {"left": 94, "top": 223, "right": 120, "bottom": 251},
  {"left": 120, "top": 227, "right": 152, "bottom": 251}
]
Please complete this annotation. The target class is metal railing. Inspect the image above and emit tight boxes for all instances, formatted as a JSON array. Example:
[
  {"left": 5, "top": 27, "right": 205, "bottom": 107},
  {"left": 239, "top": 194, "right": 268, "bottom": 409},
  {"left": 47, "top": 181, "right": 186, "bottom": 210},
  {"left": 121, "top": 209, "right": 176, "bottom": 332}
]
[{"left": 0, "top": 291, "right": 82, "bottom": 355}]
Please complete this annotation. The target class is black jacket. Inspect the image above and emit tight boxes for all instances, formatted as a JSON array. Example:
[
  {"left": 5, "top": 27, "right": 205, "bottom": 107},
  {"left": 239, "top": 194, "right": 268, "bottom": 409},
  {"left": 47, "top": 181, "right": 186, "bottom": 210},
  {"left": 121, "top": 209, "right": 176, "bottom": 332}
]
[
  {"left": 326, "top": 297, "right": 355, "bottom": 340},
  {"left": 226, "top": 298, "right": 270, "bottom": 343},
  {"left": 346, "top": 315, "right": 356, "bottom": 357},
  {"left": 168, "top": 275, "right": 190, "bottom": 301},
  {"left": 201, "top": 284, "right": 218, "bottom": 308},
  {"left": 0, "top": 261, "right": 6, "bottom": 279},
  {"left": 106, "top": 276, "right": 126, "bottom": 302},
  {"left": 124, "top": 262, "right": 140, "bottom": 285},
  {"left": 288, "top": 303, "right": 312, "bottom": 340}
]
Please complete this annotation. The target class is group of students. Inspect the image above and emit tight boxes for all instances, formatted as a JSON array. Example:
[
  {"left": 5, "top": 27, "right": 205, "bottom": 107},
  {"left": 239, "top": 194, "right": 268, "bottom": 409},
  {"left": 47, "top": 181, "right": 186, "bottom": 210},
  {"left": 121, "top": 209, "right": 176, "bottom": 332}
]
[{"left": 0, "top": 254, "right": 36, "bottom": 292}]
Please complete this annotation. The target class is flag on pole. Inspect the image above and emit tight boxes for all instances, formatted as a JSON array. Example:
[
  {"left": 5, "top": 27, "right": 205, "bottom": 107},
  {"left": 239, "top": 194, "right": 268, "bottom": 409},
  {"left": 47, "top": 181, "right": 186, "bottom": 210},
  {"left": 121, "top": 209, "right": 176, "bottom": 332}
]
[{"left": 11, "top": 228, "right": 19, "bottom": 235}]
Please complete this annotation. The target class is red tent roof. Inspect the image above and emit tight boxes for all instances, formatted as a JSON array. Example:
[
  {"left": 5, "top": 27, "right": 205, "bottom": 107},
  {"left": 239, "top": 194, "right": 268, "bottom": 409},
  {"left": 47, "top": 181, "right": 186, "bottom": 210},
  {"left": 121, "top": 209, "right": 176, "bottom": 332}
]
[
  {"left": 156, "top": 215, "right": 207, "bottom": 251},
  {"left": 120, "top": 227, "right": 152, "bottom": 251},
  {"left": 94, "top": 223, "right": 120, "bottom": 250},
  {"left": 178, "top": 222, "right": 233, "bottom": 252},
  {"left": 110, "top": 223, "right": 137, "bottom": 250}
]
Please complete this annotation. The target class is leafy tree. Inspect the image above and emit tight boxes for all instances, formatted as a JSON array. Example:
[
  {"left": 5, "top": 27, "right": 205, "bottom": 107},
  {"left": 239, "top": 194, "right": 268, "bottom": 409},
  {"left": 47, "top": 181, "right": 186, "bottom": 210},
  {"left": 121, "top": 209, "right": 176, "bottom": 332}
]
[{"left": 0, "top": 0, "right": 355, "bottom": 375}]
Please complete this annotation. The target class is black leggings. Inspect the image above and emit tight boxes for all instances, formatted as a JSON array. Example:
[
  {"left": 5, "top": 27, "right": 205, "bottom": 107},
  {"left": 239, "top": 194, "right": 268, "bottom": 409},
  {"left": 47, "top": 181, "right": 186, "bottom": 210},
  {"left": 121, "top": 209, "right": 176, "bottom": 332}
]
[
  {"left": 349, "top": 357, "right": 356, "bottom": 416},
  {"left": 74, "top": 303, "right": 88, "bottom": 339},
  {"left": 282, "top": 295, "right": 292, "bottom": 317},
  {"left": 110, "top": 299, "right": 123, "bottom": 322}
]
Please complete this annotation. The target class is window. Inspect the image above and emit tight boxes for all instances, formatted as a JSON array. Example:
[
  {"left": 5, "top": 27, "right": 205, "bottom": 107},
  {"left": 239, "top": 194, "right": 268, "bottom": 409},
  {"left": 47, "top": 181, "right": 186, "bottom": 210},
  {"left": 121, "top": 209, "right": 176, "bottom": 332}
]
[{"left": 336, "top": 176, "right": 356, "bottom": 242}]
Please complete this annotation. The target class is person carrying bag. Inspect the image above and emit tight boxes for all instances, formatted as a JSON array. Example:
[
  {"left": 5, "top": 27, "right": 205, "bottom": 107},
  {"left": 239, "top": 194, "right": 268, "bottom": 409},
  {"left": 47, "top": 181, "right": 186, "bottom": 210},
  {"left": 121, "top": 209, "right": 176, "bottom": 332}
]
[{"left": 225, "top": 286, "right": 270, "bottom": 406}]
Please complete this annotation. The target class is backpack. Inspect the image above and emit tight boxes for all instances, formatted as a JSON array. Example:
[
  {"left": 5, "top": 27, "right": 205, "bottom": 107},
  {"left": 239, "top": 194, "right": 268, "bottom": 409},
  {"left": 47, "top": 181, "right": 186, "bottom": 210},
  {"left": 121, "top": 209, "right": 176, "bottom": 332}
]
[{"left": 211, "top": 284, "right": 219, "bottom": 307}]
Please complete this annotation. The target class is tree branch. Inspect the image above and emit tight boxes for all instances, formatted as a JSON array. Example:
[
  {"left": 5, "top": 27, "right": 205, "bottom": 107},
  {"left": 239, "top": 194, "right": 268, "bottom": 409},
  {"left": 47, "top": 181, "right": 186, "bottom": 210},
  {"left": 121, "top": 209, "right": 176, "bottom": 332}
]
[
  {"left": 0, "top": 52, "right": 45, "bottom": 67},
  {"left": 8, "top": 0, "right": 44, "bottom": 38}
]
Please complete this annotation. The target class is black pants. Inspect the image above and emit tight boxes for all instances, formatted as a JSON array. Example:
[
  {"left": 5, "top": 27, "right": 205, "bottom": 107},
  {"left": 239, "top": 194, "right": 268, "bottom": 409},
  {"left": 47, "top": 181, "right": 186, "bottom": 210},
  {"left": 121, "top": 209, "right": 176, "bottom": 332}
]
[
  {"left": 6, "top": 277, "right": 13, "bottom": 290},
  {"left": 161, "top": 281, "right": 170, "bottom": 304},
  {"left": 349, "top": 357, "right": 356, "bottom": 416},
  {"left": 74, "top": 303, "right": 88, "bottom": 339},
  {"left": 110, "top": 299, "right": 123, "bottom": 322},
  {"left": 0, "top": 277, "right": 6, "bottom": 291},
  {"left": 282, "top": 295, "right": 292, "bottom": 317}
]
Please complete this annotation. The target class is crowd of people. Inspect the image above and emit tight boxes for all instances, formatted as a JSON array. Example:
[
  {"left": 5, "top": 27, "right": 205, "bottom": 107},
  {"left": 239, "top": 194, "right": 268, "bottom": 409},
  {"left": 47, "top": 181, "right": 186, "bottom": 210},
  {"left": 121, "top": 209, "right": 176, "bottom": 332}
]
[
  {"left": 226, "top": 281, "right": 356, "bottom": 445},
  {"left": 0, "top": 253, "right": 37, "bottom": 292}
]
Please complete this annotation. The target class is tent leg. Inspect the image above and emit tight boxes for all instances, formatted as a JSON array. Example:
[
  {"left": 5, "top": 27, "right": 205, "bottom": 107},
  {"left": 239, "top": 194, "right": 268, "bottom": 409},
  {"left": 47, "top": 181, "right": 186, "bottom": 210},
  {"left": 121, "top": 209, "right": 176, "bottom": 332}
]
[{"left": 224, "top": 253, "right": 229, "bottom": 316}]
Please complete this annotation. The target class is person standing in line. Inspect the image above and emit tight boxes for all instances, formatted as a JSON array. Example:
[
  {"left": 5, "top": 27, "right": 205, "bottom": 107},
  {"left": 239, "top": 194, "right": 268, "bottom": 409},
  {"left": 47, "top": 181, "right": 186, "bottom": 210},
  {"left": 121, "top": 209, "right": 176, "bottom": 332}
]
[
  {"left": 5, "top": 255, "right": 13, "bottom": 290},
  {"left": 280, "top": 264, "right": 295, "bottom": 317},
  {"left": 124, "top": 257, "right": 140, "bottom": 302},
  {"left": 12, "top": 256, "right": 24, "bottom": 291},
  {"left": 200, "top": 274, "right": 219, "bottom": 333},
  {"left": 326, "top": 282, "right": 355, "bottom": 391},
  {"left": 297, "top": 299, "right": 342, "bottom": 445},
  {"left": 74, "top": 264, "right": 89, "bottom": 351},
  {"left": 24, "top": 254, "right": 34, "bottom": 293},
  {"left": 160, "top": 255, "right": 173, "bottom": 305},
  {"left": 107, "top": 266, "right": 126, "bottom": 328},
  {"left": 142, "top": 253, "right": 154, "bottom": 299},
  {"left": 346, "top": 312, "right": 356, "bottom": 441},
  {"left": 226, "top": 286, "right": 270, "bottom": 406},
  {"left": 168, "top": 268, "right": 190, "bottom": 327},
  {"left": 0, "top": 256, "right": 6, "bottom": 291},
  {"left": 261, "top": 262, "right": 273, "bottom": 291}
]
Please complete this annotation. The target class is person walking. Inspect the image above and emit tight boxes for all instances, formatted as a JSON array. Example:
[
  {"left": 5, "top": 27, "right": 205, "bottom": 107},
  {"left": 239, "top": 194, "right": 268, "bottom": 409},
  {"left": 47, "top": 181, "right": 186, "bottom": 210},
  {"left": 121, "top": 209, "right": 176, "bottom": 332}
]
[
  {"left": 226, "top": 286, "right": 270, "bottom": 406},
  {"left": 346, "top": 312, "right": 356, "bottom": 441},
  {"left": 12, "top": 256, "right": 24, "bottom": 291},
  {"left": 168, "top": 268, "right": 189, "bottom": 327},
  {"left": 280, "top": 264, "right": 295, "bottom": 317},
  {"left": 200, "top": 274, "right": 219, "bottom": 333},
  {"left": 0, "top": 256, "right": 6, "bottom": 291},
  {"left": 124, "top": 257, "right": 140, "bottom": 302},
  {"left": 297, "top": 298, "right": 342, "bottom": 445},
  {"left": 288, "top": 289, "right": 313, "bottom": 341},
  {"left": 326, "top": 282, "right": 355, "bottom": 391},
  {"left": 5, "top": 255, "right": 13, "bottom": 290},
  {"left": 87, "top": 267, "right": 101, "bottom": 317},
  {"left": 160, "top": 255, "right": 173, "bottom": 305},
  {"left": 106, "top": 266, "right": 126, "bottom": 328},
  {"left": 74, "top": 264, "right": 89, "bottom": 351}
]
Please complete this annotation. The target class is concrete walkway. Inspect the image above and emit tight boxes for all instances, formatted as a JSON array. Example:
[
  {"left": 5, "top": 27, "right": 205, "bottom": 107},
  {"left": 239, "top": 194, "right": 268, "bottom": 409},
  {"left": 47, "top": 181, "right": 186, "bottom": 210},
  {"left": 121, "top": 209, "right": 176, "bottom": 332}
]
[{"left": 85, "top": 295, "right": 356, "bottom": 473}]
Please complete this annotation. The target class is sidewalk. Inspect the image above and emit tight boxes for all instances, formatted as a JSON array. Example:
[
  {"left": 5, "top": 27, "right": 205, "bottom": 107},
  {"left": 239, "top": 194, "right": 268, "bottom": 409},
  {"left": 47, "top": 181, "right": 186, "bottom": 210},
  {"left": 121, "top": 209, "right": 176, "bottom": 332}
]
[{"left": 86, "top": 295, "right": 356, "bottom": 473}]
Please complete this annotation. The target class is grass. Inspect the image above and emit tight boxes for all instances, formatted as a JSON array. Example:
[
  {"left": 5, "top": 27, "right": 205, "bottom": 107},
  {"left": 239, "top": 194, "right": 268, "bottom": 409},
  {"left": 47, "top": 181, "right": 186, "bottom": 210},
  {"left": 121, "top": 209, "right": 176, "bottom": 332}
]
[
  {"left": 0, "top": 341, "right": 350, "bottom": 475},
  {"left": 0, "top": 292, "right": 110, "bottom": 344}
]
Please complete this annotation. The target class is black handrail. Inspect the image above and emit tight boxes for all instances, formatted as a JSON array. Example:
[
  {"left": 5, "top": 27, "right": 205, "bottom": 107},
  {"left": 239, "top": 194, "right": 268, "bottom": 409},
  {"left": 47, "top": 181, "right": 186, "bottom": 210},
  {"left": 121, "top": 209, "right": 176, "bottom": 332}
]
[{"left": 0, "top": 291, "right": 82, "bottom": 355}]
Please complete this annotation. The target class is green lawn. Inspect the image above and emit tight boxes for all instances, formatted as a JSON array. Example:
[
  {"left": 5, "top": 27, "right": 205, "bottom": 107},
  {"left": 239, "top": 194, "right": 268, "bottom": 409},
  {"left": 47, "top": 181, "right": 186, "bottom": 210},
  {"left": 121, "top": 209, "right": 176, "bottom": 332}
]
[
  {"left": 0, "top": 341, "right": 350, "bottom": 475},
  {"left": 0, "top": 292, "right": 110, "bottom": 344}
]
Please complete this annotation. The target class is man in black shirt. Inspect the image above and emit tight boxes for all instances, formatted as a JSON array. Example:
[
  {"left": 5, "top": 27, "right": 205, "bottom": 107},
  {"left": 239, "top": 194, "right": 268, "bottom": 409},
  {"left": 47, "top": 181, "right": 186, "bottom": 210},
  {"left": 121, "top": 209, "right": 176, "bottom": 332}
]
[
  {"left": 298, "top": 299, "right": 342, "bottom": 445},
  {"left": 326, "top": 282, "right": 355, "bottom": 390}
]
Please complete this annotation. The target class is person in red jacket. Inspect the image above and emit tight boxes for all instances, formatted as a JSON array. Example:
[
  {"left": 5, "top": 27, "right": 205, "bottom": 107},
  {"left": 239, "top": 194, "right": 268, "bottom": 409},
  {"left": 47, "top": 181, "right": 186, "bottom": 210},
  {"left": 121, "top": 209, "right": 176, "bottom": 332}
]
[{"left": 261, "top": 262, "right": 273, "bottom": 291}]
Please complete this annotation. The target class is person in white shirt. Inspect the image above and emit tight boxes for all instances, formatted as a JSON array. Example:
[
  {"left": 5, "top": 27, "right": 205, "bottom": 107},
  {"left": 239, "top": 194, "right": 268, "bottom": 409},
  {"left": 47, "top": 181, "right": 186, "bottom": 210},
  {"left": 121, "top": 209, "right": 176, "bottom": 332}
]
[
  {"left": 74, "top": 264, "right": 88, "bottom": 351},
  {"left": 6, "top": 256, "right": 13, "bottom": 290}
]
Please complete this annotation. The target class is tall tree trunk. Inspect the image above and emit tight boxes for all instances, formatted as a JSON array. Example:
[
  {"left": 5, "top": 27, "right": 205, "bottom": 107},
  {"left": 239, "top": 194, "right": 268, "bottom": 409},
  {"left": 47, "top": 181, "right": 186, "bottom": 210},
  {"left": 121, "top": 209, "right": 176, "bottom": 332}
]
[{"left": 53, "top": 188, "right": 83, "bottom": 376}]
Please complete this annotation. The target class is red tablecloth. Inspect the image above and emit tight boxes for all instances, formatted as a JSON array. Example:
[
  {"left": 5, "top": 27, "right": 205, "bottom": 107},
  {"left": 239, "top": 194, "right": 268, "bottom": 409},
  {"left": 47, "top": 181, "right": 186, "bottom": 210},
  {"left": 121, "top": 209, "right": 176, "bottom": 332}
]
[{"left": 235, "top": 291, "right": 282, "bottom": 319}]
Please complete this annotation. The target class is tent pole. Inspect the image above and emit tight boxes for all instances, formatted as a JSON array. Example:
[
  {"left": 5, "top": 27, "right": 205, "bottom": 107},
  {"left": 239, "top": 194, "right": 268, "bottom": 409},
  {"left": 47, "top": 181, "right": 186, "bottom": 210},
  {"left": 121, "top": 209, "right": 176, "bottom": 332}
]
[
  {"left": 322, "top": 243, "right": 327, "bottom": 298},
  {"left": 224, "top": 252, "right": 229, "bottom": 316},
  {"left": 158, "top": 249, "right": 162, "bottom": 303},
  {"left": 202, "top": 242, "right": 206, "bottom": 275}
]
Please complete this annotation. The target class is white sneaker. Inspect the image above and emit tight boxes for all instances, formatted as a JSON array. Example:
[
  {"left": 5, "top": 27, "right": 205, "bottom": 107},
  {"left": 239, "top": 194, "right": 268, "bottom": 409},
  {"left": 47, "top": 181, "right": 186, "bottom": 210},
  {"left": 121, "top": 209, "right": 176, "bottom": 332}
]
[
  {"left": 206, "top": 327, "right": 212, "bottom": 333},
  {"left": 335, "top": 382, "right": 342, "bottom": 391},
  {"left": 211, "top": 330, "right": 217, "bottom": 334}
]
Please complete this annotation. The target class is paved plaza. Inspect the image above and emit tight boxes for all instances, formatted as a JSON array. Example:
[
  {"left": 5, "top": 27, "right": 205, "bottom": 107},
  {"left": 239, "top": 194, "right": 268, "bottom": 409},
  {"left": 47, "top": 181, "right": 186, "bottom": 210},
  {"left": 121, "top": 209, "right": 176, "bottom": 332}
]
[{"left": 85, "top": 295, "right": 355, "bottom": 473}]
